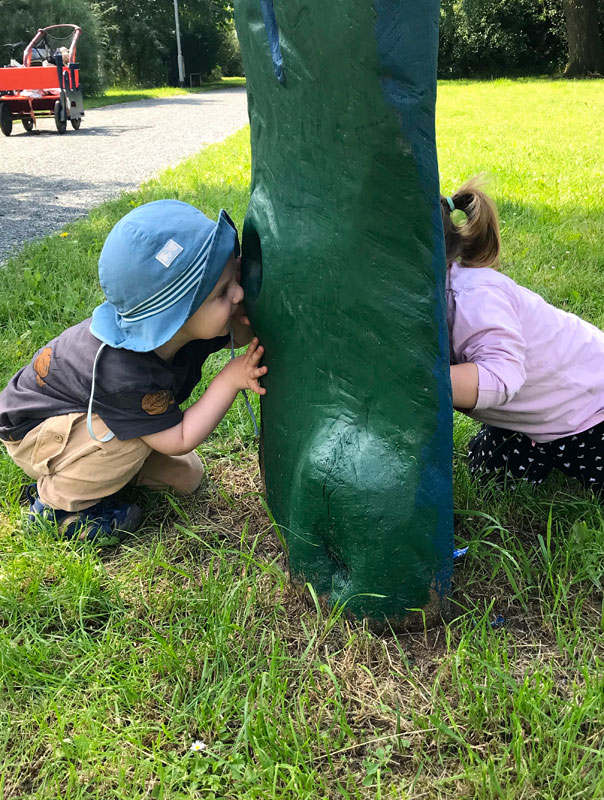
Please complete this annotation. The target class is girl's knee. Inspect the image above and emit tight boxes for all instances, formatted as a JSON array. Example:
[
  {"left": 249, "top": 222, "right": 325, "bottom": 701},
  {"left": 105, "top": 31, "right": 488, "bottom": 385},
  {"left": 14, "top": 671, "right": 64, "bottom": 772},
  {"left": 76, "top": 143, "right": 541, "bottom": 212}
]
[{"left": 468, "top": 427, "right": 551, "bottom": 487}]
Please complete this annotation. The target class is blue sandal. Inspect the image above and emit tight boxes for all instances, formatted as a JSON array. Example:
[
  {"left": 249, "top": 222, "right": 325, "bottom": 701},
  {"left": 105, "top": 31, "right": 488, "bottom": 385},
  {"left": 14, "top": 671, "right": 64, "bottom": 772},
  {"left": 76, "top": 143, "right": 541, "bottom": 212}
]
[{"left": 26, "top": 484, "right": 142, "bottom": 545}]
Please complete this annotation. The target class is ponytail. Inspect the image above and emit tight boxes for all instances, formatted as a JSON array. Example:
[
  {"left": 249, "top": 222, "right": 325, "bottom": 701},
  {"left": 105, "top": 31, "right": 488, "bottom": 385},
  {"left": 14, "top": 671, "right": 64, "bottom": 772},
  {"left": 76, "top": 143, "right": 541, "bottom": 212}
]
[{"left": 441, "top": 177, "right": 501, "bottom": 268}]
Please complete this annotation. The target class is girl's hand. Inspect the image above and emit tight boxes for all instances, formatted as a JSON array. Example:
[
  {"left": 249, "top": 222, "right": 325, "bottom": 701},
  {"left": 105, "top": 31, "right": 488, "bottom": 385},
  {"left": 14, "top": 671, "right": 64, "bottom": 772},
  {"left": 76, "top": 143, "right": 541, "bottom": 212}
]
[{"left": 225, "top": 338, "right": 268, "bottom": 395}]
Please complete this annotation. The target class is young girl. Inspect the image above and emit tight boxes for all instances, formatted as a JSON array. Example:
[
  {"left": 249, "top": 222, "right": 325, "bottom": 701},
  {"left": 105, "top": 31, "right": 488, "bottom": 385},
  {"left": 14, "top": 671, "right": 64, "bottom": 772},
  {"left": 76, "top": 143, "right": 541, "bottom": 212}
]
[{"left": 442, "top": 179, "right": 604, "bottom": 493}]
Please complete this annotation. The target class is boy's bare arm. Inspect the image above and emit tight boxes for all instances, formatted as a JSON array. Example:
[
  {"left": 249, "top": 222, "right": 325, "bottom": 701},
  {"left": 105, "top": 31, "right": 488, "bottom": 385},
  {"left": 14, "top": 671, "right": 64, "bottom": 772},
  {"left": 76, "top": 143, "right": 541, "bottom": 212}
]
[{"left": 141, "top": 339, "right": 267, "bottom": 456}]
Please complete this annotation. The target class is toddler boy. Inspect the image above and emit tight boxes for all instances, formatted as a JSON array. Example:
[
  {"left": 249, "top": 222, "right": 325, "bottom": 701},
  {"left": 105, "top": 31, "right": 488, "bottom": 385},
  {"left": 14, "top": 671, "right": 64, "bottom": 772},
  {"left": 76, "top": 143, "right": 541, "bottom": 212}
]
[{"left": 0, "top": 200, "right": 267, "bottom": 543}]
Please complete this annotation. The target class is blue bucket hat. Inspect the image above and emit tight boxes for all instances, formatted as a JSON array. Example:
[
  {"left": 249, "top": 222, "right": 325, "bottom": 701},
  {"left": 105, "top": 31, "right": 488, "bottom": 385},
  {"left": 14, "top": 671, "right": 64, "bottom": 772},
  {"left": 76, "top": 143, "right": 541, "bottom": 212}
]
[{"left": 90, "top": 200, "right": 239, "bottom": 352}]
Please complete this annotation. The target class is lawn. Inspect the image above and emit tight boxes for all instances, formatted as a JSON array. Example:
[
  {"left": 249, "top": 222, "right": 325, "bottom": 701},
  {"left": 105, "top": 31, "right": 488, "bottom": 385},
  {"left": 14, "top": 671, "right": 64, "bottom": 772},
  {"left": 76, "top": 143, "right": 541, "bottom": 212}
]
[
  {"left": 1, "top": 78, "right": 604, "bottom": 798},
  {"left": 84, "top": 78, "right": 246, "bottom": 110}
]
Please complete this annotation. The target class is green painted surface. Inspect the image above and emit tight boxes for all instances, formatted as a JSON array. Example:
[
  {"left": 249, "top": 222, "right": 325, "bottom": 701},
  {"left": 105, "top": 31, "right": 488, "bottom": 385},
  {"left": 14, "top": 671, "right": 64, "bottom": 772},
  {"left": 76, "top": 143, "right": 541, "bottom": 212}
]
[{"left": 234, "top": 0, "right": 453, "bottom": 623}]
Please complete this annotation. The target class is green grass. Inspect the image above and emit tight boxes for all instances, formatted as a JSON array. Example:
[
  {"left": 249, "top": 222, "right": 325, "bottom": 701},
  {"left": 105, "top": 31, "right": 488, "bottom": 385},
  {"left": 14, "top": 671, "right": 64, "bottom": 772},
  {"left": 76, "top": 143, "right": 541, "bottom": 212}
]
[
  {"left": 85, "top": 77, "right": 246, "bottom": 110},
  {"left": 2, "top": 78, "right": 604, "bottom": 798}
]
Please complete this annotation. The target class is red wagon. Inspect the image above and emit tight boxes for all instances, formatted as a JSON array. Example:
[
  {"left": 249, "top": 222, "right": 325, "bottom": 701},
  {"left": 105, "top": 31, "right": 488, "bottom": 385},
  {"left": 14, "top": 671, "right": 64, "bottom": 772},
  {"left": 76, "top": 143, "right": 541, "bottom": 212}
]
[{"left": 0, "top": 24, "right": 84, "bottom": 136}]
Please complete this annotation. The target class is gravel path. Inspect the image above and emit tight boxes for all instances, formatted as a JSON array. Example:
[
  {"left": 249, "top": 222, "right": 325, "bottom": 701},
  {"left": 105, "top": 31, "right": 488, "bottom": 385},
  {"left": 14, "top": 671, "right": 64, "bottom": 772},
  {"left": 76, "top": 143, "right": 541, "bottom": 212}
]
[{"left": 0, "top": 88, "right": 249, "bottom": 264}]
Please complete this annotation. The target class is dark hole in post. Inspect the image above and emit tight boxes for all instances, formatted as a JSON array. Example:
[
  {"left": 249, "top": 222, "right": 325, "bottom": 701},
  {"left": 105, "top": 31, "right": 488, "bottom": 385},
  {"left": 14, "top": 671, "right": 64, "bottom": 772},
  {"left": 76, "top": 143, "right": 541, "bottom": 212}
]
[{"left": 241, "top": 222, "right": 263, "bottom": 302}]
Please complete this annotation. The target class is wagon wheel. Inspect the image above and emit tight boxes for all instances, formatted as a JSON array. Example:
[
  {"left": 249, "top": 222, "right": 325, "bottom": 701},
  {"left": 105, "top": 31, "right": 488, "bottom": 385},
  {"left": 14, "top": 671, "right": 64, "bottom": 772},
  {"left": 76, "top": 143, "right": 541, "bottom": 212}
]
[
  {"left": 22, "top": 118, "right": 34, "bottom": 132},
  {"left": 54, "top": 100, "right": 67, "bottom": 134},
  {"left": 70, "top": 117, "right": 81, "bottom": 130},
  {"left": 0, "top": 103, "right": 13, "bottom": 137}
]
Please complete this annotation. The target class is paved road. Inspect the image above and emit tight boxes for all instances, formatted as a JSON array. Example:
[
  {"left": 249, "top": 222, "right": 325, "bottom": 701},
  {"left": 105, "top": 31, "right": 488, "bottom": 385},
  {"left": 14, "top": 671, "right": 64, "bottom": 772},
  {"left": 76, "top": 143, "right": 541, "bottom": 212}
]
[{"left": 0, "top": 88, "right": 249, "bottom": 264}]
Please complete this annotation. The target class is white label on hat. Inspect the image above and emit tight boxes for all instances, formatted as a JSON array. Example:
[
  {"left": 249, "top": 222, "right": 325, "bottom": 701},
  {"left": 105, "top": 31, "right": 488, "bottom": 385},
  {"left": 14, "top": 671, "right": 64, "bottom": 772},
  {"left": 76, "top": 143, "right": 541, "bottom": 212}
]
[{"left": 155, "top": 239, "right": 184, "bottom": 268}]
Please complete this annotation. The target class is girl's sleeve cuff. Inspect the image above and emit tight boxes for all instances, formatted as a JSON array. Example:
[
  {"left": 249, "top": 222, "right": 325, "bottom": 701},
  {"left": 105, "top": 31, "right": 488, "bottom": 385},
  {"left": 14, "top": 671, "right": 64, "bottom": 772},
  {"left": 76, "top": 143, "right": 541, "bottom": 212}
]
[{"left": 474, "top": 363, "right": 506, "bottom": 410}]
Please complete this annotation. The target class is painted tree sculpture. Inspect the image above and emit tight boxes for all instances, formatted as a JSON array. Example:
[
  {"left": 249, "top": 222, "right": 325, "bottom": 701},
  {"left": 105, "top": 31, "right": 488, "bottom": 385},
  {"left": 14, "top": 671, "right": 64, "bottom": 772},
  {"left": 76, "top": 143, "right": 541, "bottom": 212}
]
[{"left": 234, "top": 0, "right": 452, "bottom": 624}]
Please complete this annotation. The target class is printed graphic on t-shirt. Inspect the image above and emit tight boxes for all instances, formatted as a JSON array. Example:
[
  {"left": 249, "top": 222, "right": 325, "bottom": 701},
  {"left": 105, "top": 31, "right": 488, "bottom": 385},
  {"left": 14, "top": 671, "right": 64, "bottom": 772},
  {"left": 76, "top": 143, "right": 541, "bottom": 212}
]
[
  {"left": 34, "top": 347, "right": 52, "bottom": 387},
  {"left": 141, "top": 390, "right": 174, "bottom": 415}
]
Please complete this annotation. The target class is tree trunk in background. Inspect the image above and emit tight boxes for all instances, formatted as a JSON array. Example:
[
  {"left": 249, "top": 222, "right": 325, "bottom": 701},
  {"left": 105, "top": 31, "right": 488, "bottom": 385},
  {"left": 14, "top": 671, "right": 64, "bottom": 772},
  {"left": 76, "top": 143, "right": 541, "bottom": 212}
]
[{"left": 562, "top": 0, "right": 604, "bottom": 76}]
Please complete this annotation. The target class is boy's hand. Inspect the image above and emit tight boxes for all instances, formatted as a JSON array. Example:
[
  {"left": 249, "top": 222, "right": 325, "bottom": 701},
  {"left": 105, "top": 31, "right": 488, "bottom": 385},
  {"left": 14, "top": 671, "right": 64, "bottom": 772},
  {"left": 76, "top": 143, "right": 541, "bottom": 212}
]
[
  {"left": 225, "top": 338, "right": 267, "bottom": 395},
  {"left": 142, "top": 338, "right": 268, "bottom": 456}
]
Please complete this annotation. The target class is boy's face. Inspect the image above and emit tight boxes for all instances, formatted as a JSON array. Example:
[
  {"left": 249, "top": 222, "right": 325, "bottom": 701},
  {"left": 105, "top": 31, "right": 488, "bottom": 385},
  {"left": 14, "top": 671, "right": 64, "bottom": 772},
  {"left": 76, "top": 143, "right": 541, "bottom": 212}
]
[{"left": 184, "top": 254, "right": 244, "bottom": 340}]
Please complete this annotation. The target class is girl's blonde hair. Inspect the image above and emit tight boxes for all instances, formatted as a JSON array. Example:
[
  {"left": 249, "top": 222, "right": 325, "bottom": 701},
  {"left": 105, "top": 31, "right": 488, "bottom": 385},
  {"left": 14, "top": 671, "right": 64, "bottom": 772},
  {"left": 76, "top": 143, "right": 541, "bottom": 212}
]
[{"left": 440, "top": 177, "right": 501, "bottom": 268}]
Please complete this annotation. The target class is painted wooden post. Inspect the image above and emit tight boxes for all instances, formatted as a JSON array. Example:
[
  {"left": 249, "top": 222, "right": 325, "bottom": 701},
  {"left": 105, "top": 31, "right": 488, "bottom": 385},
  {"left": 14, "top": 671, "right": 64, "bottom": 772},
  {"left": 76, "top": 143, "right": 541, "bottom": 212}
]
[{"left": 234, "top": 0, "right": 452, "bottom": 625}]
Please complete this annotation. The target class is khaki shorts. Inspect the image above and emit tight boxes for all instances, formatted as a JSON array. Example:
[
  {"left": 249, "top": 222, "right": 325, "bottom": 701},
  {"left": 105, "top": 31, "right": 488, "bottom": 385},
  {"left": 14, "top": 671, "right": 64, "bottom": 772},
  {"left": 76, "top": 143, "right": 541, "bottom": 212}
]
[{"left": 3, "top": 412, "right": 204, "bottom": 511}]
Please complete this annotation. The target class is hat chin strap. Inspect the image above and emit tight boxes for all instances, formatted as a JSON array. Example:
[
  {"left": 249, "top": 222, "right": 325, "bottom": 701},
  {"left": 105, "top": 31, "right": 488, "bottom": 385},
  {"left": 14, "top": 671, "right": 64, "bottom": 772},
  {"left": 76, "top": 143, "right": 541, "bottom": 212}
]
[
  {"left": 229, "top": 329, "right": 259, "bottom": 437},
  {"left": 87, "top": 343, "right": 115, "bottom": 442}
]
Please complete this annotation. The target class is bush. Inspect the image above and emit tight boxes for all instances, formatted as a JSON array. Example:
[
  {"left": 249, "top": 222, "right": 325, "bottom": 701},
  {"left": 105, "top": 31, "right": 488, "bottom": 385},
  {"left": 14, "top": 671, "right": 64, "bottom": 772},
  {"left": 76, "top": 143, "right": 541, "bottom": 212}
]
[
  {"left": 217, "top": 27, "right": 244, "bottom": 77},
  {"left": 96, "top": 0, "right": 235, "bottom": 87},
  {"left": 170, "top": 19, "right": 225, "bottom": 84},
  {"left": 438, "top": 0, "right": 567, "bottom": 78}
]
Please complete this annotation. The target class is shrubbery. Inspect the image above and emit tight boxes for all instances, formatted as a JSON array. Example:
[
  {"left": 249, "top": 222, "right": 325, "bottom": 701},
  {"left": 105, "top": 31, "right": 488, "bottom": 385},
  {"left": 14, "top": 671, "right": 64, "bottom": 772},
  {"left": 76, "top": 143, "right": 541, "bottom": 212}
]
[
  {"left": 438, "top": 0, "right": 603, "bottom": 78},
  {"left": 9, "top": 0, "right": 603, "bottom": 91},
  {"left": 218, "top": 27, "right": 245, "bottom": 78},
  {"left": 98, "top": 0, "right": 242, "bottom": 88}
]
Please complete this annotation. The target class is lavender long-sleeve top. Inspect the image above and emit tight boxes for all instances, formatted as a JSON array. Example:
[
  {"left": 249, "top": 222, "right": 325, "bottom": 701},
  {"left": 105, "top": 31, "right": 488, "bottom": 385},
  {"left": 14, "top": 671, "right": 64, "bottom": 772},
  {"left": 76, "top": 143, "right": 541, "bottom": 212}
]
[{"left": 447, "top": 262, "right": 604, "bottom": 442}]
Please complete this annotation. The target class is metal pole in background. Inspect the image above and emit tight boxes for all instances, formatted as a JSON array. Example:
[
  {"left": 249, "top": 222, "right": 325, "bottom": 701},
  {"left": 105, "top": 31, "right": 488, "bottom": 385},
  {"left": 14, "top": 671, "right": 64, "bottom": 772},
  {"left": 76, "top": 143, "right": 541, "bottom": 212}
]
[{"left": 173, "top": 0, "right": 185, "bottom": 87}]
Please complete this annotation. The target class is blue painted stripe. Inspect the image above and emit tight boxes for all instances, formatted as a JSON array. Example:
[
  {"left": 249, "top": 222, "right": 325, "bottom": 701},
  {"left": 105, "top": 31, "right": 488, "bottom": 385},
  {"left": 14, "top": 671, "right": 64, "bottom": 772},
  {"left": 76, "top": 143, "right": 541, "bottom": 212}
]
[
  {"left": 259, "top": 0, "right": 285, "bottom": 84},
  {"left": 374, "top": 0, "right": 454, "bottom": 599}
]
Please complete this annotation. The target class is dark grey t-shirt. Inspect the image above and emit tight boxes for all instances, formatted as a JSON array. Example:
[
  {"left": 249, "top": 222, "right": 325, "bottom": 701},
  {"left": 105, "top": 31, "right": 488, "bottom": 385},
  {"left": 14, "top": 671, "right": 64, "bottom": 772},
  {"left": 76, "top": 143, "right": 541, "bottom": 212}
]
[{"left": 0, "top": 319, "right": 229, "bottom": 441}]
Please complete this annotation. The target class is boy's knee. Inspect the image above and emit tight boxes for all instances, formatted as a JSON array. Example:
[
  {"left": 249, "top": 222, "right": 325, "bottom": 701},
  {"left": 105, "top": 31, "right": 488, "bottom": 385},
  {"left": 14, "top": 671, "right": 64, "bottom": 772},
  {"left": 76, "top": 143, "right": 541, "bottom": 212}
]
[
  {"left": 172, "top": 452, "right": 205, "bottom": 494},
  {"left": 136, "top": 450, "right": 205, "bottom": 495}
]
